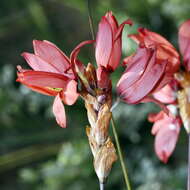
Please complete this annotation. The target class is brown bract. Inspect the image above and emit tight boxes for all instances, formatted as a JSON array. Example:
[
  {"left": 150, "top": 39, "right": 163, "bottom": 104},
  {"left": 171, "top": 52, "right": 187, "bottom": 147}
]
[
  {"left": 76, "top": 62, "right": 117, "bottom": 183},
  {"left": 175, "top": 72, "right": 190, "bottom": 133}
]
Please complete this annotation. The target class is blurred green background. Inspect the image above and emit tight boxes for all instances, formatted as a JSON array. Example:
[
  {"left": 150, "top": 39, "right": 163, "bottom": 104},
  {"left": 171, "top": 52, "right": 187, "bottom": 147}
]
[{"left": 0, "top": 0, "right": 190, "bottom": 189}]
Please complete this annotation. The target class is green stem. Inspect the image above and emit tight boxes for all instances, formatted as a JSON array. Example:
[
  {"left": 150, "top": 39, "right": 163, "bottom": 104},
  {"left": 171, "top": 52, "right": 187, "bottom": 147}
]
[
  {"left": 111, "top": 116, "right": 132, "bottom": 190},
  {"left": 87, "top": 0, "right": 95, "bottom": 40}
]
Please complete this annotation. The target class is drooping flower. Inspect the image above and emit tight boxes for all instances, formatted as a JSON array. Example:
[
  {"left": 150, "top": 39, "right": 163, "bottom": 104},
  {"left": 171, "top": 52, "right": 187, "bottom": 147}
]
[
  {"left": 95, "top": 11, "right": 132, "bottom": 72},
  {"left": 117, "top": 27, "right": 180, "bottom": 104},
  {"left": 117, "top": 46, "right": 167, "bottom": 104},
  {"left": 17, "top": 40, "right": 92, "bottom": 128}
]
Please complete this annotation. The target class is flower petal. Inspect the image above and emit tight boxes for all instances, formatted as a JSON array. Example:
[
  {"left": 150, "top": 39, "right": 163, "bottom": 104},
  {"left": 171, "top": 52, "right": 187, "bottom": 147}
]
[
  {"left": 21, "top": 52, "right": 60, "bottom": 73},
  {"left": 53, "top": 94, "right": 66, "bottom": 128},
  {"left": 153, "top": 83, "right": 177, "bottom": 104},
  {"left": 118, "top": 51, "right": 167, "bottom": 104},
  {"left": 154, "top": 117, "right": 181, "bottom": 163},
  {"left": 33, "top": 40, "right": 70, "bottom": 73},
  {"left": 103, "top": 12, "right": 132, "bottom": 71},
  {"left": 60, "top": 80, "right": 79, "bottom": 105},
  {"left": 114, "top": 19, "right": 133, "bottom": 41},
  {"left": 129, "top": 28, "right": 174, "bottom": 48},
  {"left": 178, "top": 19, "right": 190, "bottom": 71},
  {"left": 129, "top": 28, "right": 180, "bottom": 73},
  {"left": 95, "top": 16, "right": 113, "bottom": 68},
  {"left": 149, "top": 110, "right": 181, "bottom": 163},
  {"left": 70, "top": 40, "right": 94, "bottom": 74},
  {"left": 17, "top": 70, "right": 70, "bottom": 88},
  {"left": 117, "top": 47, "right": 151, "bottom": 92},
  {"left": 18, "top": 82, "right": 59, "bottom": 96}
]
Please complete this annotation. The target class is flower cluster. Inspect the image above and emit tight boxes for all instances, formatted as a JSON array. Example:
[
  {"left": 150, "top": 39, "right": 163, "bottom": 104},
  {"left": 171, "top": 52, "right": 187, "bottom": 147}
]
[{"left": 17, "top": 11, "right": 190, "bottom": 181}]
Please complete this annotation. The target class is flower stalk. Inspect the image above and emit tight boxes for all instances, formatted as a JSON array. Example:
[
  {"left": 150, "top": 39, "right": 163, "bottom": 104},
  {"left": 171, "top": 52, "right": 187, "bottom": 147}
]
[
  {"left": 100, "top": 182, "right": 104, "bottom": 190},
  {"left": 87, "top": 0, "right": 95, "bottom": 40},
  {"left": 111, "top": 117, "right": 132, "bottom": 190}
]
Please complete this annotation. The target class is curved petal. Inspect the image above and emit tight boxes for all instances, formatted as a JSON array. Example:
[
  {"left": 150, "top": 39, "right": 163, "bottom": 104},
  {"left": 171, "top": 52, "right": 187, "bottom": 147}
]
[
  {"left": 17, "top": 82, "right": 59, "bottom": 96},
  {"left": 95, "top": 16, "right": 113, "bottom": 68},
  {"left": 118, "top": 52, "right": 167, "bottom": 104},
  {"left": 151, "top": 114, "right": 169, "bottom": 135},
  {"left": 129, "top": 28, "right": 180, "bottom": 73},
  {"left": 21, "top": 52, "right": 60, "bottom": 73},
  {"left": 154, "top": 117, "right": 181, "bottom": 163},
  {"left": 148, "top": 111, "right": 165, "bottom": 123},
  {"left": 60, "top": 80, "right": 79, "bottom": 105},
  {"left": 114, "top": 19, "right": 133, "bottom": 41},
  {"left": 117, "top": 47, "right": 152, "bottom": 92},
  {"left": 105, "top": 11, "right": 118, "bottom": 33},
  {"left": 157, "top": 45, "right": 180, "bottom": 73},
  {"left": 108, "top": 19, "right": 132, "bottom": 71},
  {"left": 17, "top": 70, "right": 70, "bottom": 88},
  {"left": 33, "top": 40, "right": 70, "bottom": 73},
  {"left": 53, "top": 94, "right": 66, "bottom": 128},
  {"left": 178, "top": 19, "right": 190, "bottom": 71},
  {"left": 104, "top": 12, "right": 120, "bottom": 71},
  {"left": 129, "top": 28, "right": 174, "bottom": 48},
  {"left": 70, "top": 40, "right": 94, "bottom": 74},
  {"left": 153, "top": 84, "right": 177, "bottom": 104},
  {"left": 108, "top": 37, "right": 121, "bottom": 71}
]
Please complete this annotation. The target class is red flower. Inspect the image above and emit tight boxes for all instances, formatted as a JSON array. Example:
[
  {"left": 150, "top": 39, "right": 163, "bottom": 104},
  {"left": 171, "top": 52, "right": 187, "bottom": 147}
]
[
  {"left": 95, "top": 12, "right": 132, "bottom": 72},
  {"left": 17, "top": 40, "right": 92, "bottom": 128},
  {"left": 117, "top": 28, "right": 180, "bottom": 104},
  {"left": 148, "top": 107, "right": 181, "bottom": 163}
]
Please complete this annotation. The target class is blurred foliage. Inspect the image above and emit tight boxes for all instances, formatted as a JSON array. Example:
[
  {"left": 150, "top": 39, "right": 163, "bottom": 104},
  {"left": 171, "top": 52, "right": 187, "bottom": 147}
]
[{"left": 0, "top": 0, "right": 190, "bottom": 189}]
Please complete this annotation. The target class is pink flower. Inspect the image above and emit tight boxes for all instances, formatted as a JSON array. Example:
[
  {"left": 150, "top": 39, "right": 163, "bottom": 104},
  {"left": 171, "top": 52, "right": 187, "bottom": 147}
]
[
  {"left": 117, "top": 46, "right": 167, "bottom": 103},
  {"left": 117, "top": 27, "right": 180, "bottom": 104},
  {"left": 95, "top": 11, "right": 132, "bottom": 72},
  {"left": 17, "top": 40, "right": 92, "bottom": 128},
  {"left": 148, "top": 108, "right": 181, "bottom": 163}
]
